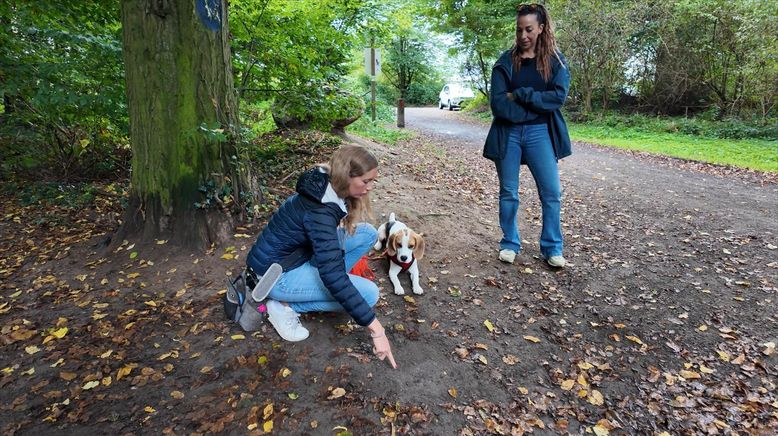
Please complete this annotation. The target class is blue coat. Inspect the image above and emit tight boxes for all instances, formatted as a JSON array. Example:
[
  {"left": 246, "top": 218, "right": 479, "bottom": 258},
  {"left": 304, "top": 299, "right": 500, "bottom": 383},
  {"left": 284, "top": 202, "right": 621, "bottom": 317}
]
[
  {"left": 483, "top": 49, "right": 572, "bottom": 162},
  {"left": 246, "top": 167, "right": 375, "bottom": 326}
]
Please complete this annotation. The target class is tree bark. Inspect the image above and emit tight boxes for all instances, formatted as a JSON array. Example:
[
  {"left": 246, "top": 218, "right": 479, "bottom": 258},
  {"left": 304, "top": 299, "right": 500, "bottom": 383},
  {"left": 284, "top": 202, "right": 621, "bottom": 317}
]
[{"left": 119, "top": 0, "right": 255, "bottom": 250}]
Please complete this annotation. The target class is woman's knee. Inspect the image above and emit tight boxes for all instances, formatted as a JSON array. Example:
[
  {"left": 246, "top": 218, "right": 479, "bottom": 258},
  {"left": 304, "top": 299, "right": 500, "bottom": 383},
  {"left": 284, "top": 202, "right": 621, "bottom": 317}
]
[
  {"left": 352, "top": 275, "right": 379, "bottom": 307},
  {"left": 355, "top": 222, "right": 378, "bottom": 246}
]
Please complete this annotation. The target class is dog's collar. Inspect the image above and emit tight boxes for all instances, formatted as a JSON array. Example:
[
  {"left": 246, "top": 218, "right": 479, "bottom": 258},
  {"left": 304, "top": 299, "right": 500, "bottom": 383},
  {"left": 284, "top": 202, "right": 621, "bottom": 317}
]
[{"left": 388, "top": 253, "right": 414, "bottom": 273}]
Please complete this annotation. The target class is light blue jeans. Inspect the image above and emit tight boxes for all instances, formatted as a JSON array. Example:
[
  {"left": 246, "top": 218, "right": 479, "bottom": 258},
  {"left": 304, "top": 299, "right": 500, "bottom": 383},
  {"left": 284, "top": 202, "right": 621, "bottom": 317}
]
[
  {"left": 268, "top": 223, "right": 379, "bottom": 313},
  {"left": 495, "top": 123, "right": 563, "bottom": 258}
]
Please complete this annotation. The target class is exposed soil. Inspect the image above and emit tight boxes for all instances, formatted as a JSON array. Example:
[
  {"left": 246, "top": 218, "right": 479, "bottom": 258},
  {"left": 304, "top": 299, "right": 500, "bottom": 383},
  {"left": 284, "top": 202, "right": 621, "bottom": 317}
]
[{"left": 1, "top": 110, "right": 776, "bottom": 435}]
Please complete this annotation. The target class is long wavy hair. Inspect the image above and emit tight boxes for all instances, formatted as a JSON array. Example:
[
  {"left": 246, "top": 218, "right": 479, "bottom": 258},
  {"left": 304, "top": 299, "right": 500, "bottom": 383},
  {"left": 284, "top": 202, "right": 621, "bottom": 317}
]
[
  {"left": 320, "top": 145, "right": 377, "bottom": 234},
  {"left": 511, "top": 3, "right": 563, "bottom": 82}
]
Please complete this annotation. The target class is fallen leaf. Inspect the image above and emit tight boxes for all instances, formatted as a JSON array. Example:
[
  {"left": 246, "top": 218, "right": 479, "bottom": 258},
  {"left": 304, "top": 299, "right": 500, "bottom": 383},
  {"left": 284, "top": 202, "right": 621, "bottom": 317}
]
[
  {"left": 560, "top": 379, "right": 575, "bottom": 390},
  {"left": 288, "top": 392, "right": 299, "bottom": 400},
  {"left": 448, "top": 388, "right": 458, "bottom": 398},
  {"left": 577, "top": 362, "right": 593, "bottom": 370},
  {"left": 328, "top": 387, "right": 346, "bottom": 399},
  {"left": 483, "top": 319, "right": 494, "bottom": 332},
  {"left": 231, "top": 334, "right": 245, "bottom": 340},
  {"left": 263, "top": 420, "right": 273, "bottom": 433},
  {"left": 25, "top": 346, "right": 41, "bottom": 355},
  {"left": 280, "top": 367, "right": 291, "bottom": 377},
  {"left": 680, "top": 370, "right": 701, "bottom": 379},
  {"left": 263, "top": 403, "right": 273, "bottom": 419},
  {"left": 403, "top": 295, "right": 416, "bottom": 304},
  {"left": 625, "top": 335, "right": 644, "bottom": 345},
  {"left": 523, "top": 335, "right": 541, "bottom": 343},
  {"left": 477, "top": 355, "right": 488, "bottom": 365},
  {"left": 82, "top": 380, "right": 99, "bottom": 390},
  {"left": 502, "top": 354, "right": 520, "bottom": 365},
  {"left": 588, "top": 390, "right": 604, "bottom": 406},
  {"left": 144, "top": 406, "right": 155, "bottom": 413},
  {"left": 716, "top": 350, "right": 730, "bottom": 362},
  {"left": 170, "top": 391, "right": 185, "bottom": 399}
]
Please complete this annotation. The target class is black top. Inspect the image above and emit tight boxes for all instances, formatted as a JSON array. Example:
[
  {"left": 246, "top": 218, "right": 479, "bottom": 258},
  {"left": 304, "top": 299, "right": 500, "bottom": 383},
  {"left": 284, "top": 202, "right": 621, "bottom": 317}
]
[{"left": 511, "top": 57, "right": 549, "bottom": 125}]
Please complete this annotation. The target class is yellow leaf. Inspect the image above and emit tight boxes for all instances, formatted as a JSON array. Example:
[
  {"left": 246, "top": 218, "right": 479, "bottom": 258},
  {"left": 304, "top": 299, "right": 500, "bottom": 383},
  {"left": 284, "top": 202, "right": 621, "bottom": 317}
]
[
  {"left": 100, "top": 278, "right": 109, "bottom": 285},
  {"left": 263, "top": 420, "right": 273, "bottom": 433},
  {"left": 9, "top": 290, "right": 22, "bottom": 298},
  {"left": 124, "top": 322, "right": 135, "bottom": 330},
  {"left": 484, "top": 320, "right": 494, "bottom": 332},
  {"left": 22, "top": 367, "right": 35, "bottom": 376},
  {"left": 593, "top": 423, "right": 610, "bottom": 436},
  {"left": 680, "top": 370, "right": 701, "bottom": 379},
  {"left": 170, "top": 391, "right": 185, "bottom": 399},
  {"left": 518, "top": 387, "right": 529, "bottom": 395},
  {"left": 577, "top": 373, "right": 589, "bottom": 388},
  {"left": 280, "top": 367, "right": 291, "bottom": 377},
  {"left": 716, "top": 350, "right": 730, "bottom": 362},
  {"left": 625, "top": 335, "right": 644, "bottom": 345},
  {"left": 221, "top": 253, "right": 235, "bottom": 260},
  {"left": 100, "top": 349, "right": 113, "bottom": 359},
  {"left": 144, "top": 300, "right": 157, "bottom": 307},
  {"left": 577, "top": 362, "right": 593, "bottom": 370},
  {"left": 478, "top": 355, "right": 488, "bottom": 365},
  {"left": 699, "top": 365, "right": 715, "bottom": 374},
  {"left": 698, "top": 324, "right": 708, "bottom": 331},
  {"left": 588, "top": 390, "right": 604, "bottom": 406},
  {"left": 403, "top": 296, "right": 416, "bottom": 304},
  {"left": 523, "top": 335, "right": 541, "bottom": 343},
  {"left": 200, "top": 366, "right": 213, "bottom": 373},
  {"left": 52, "top": 327, "right": 68, "bottom": 338},
  {"left": 329, "top": 387, "right": 347, "bottom": 399},
  {"left": 258, "top": 356, "right": 268, "bottom": 365},
  {"left": 102, "top": 376, "right": 112, "bottom": 386},
  {"left": 25, "top": 345, "right": 41, "bottom": 355},
  {"left": 448, "top": 387, "right": 458, "bottom": 398},
  {"left": 82, "top": 380, "right": 100, "bottom": 390},
  {"left": 144, "top": 406, "right": 156, "bottom": 413},
  {"left": 127, "top": 273, "right": 140, "bottom": 279},
  {"left": 263, "top": 403, "right": 273, "bottom": 419},
  {"left": 117, "top": 365, "right": 134, "bottom": 380},
  {"left": 231, "top": 334, "right": 245, "bottom": 340},
  {"left": 156, "top": 239, "right": 167, "bottom": 245},
  {"left": 560, "top": 379, "right": 575, "bottom": 391},
  {"left": 50, "top": 358, "right": 64, "bottom": 368},
  {"left": 578, "top": 389, "right": 588, "bottom": 398},
  {"left": 247, "top": 423, "right": 257, "bottom": 431}
]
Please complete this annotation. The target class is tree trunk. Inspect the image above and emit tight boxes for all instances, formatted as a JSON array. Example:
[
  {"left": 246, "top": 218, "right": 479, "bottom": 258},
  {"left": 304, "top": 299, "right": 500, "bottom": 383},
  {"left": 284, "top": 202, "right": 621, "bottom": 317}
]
[{"left": 119, "top": 0, "right": 255, "bottom": 250}]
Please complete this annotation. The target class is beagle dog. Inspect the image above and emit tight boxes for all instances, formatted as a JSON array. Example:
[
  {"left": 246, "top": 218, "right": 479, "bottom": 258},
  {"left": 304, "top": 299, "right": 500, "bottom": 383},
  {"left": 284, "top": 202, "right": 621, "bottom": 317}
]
[{"left": 373, "top": 213, "right": 425, "bottom": 295}]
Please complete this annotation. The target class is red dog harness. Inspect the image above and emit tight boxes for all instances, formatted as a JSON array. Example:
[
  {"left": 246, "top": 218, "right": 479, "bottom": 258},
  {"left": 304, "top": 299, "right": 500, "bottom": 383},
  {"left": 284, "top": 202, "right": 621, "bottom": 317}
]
[{"left": 388, "top": 253, "right": 414, "bottom": 273}]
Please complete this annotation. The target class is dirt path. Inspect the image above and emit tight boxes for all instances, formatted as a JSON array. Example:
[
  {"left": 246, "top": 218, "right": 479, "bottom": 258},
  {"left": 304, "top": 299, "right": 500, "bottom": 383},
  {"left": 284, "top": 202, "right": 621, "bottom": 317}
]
[{"left": 1, "top": 111, "right": 776, "bottom": 435}]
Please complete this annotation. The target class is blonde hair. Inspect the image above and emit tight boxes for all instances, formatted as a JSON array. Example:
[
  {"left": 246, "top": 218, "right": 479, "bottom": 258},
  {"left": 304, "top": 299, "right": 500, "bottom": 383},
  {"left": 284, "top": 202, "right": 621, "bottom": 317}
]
[
  {"left": 511, "top": 3, "right": 564, "bottom": 82},
  {"left": 321, "top": 145, "right": 377, "bottom": 233}
]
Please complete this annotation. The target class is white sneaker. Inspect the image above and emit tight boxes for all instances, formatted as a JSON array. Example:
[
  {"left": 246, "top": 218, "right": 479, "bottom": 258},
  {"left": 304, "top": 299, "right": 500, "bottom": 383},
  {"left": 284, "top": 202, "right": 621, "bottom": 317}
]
[
  {"left": 266, "top": 300, "right": 309, "bottom": 342},
  {"left": 547, "top": 255, "right": 566, "bottom": 268},
  {"left": 498, "top": 249, "right": 516, "bottom": 264}
]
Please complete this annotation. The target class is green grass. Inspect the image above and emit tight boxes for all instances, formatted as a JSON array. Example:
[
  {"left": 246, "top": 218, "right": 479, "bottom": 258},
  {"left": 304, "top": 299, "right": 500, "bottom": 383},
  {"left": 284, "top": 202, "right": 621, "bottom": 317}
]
[
  {"left": 569, "top": 123, "right": 778, "bottom": 173},
  {"left": 347, "top": 116, "right": 414, "bottom": 145}
]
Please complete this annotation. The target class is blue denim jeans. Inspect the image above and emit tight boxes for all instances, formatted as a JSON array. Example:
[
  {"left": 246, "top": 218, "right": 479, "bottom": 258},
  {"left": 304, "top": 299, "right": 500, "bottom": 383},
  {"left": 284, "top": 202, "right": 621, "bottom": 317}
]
[
  {"left": 268, "top": 223, "right": 379, "bottom": 313},
  {"left": 495, "top": 124, "right": 563, "bottom": 258}
]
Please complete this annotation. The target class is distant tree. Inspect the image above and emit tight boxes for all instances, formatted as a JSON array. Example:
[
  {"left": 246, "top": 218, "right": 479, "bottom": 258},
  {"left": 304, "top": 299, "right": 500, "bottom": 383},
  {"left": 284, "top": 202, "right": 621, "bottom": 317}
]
[
  {"left": 119, "top": 0, "right": 256, "bottom": 249},
  {"left": 382, "top": 35, "right": 433, "bottom": 127}
]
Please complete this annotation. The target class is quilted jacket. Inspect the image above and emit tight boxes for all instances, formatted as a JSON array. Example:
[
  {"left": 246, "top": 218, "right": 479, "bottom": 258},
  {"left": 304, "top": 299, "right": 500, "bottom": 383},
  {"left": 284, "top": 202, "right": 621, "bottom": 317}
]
[{"left": 246, "top": 167, "right": 375, "bottom": 326}]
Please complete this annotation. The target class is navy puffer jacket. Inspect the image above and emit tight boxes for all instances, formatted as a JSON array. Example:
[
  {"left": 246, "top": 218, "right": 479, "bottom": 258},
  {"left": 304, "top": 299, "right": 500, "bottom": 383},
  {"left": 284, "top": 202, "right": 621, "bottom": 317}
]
[{"left": 246, "top": 167, "right": 375, "bottom": 326}]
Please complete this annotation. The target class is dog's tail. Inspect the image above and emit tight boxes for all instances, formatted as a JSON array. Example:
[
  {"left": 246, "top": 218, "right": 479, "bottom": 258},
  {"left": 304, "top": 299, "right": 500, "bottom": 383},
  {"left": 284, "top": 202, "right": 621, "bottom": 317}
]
[{"left": 389, "top": 212, "right": 396, "bottom": 224}]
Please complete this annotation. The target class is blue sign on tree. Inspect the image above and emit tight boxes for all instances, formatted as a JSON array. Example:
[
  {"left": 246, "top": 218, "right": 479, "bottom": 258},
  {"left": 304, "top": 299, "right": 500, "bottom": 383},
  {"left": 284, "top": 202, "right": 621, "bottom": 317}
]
[{"left": 196, "top": 0, "right": 222, "bottom": 31}]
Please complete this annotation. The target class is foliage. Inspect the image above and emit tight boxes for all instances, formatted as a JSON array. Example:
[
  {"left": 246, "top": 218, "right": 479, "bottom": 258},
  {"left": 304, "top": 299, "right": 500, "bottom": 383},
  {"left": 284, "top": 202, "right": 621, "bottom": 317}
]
[
  {"left": 424, "top": 0, "right": 515, "bottom": 96},
  {"left": 0, "top": 1, "right": 127, "bottom": 179},
  {"left": 230, "top": 0, "right": 372, "bottom": 131},
  {"left": 568, "top": 114, "right": 778, "bottom": 172}
]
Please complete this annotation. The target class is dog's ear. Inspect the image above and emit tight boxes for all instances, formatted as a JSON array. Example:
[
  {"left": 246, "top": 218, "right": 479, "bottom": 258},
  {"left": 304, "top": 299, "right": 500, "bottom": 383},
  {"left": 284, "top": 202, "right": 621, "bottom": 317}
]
[
  {"left": 386, "top": 232, "right": 399, "bottom": 256},
  {"left": 412, "top": 232, "right": 425, "bottom": 260}
]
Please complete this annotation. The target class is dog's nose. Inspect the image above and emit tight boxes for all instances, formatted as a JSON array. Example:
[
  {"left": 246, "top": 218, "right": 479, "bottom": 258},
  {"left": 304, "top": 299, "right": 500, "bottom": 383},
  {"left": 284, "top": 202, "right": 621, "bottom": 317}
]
[{"left": 399, "top": 255, "right": 408, "bottom": 262}]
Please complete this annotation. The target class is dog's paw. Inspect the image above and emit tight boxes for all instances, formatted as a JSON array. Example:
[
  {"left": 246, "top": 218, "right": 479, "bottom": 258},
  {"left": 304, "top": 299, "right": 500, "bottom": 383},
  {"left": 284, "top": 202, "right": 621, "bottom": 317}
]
[
  {"left": 393, "top": 287, "right": 406, "bottom": 296},
  {"left": 412, "top": 286, "right": 424, "bottom": 295}
]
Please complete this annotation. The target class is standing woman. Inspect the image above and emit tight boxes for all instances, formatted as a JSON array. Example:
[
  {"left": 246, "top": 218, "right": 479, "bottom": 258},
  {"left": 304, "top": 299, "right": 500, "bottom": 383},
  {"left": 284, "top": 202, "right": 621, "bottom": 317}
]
[
  {"left": 246, "top": 145, "right": 397, "bottom": 368},
  {"left": 483, "top": 3, "right": 571, "bottom": 267}
]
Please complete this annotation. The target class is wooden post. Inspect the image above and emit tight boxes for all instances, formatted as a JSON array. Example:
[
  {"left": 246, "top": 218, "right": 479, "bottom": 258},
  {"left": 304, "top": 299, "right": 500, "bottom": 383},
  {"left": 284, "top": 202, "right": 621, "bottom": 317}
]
[{"left": 370, "top": 38, "right": 376, "bottom": 122}]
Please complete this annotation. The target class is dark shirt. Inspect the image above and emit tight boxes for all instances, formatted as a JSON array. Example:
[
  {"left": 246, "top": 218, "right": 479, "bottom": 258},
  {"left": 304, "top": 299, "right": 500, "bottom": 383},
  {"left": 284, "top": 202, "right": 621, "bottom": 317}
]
[{"left": 511, "top": 57, "right": 549, "bottom": 125}]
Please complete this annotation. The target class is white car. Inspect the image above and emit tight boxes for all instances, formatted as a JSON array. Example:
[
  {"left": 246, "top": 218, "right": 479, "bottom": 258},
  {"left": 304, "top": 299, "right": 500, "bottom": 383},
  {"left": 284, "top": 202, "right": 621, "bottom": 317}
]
[{"left": 438, "top": 83, "right": 475, "bottom": 110}]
